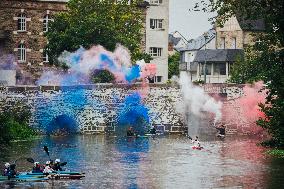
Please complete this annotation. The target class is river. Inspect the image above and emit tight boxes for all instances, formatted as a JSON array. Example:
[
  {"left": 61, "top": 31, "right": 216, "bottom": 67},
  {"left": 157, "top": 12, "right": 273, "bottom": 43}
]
[{"left": 0, "top": 135, "right": 283, "bottom": 189}]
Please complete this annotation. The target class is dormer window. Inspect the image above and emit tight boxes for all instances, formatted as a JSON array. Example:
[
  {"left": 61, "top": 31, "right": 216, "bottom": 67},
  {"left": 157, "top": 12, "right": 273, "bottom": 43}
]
[{"left": 17, "top": 13, "right": 26, "bottom": 31}]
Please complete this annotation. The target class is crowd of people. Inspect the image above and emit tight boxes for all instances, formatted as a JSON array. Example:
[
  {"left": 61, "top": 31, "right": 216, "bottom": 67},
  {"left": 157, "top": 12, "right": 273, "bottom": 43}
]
[{"left": 2, "top": 158, "right": 65, "bottom": 178}]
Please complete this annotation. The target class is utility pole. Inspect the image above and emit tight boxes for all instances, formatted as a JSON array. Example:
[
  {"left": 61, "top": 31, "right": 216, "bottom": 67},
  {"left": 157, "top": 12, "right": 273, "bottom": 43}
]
[{"left": 203, "top": 32, "right": 208, "bottom": 83}]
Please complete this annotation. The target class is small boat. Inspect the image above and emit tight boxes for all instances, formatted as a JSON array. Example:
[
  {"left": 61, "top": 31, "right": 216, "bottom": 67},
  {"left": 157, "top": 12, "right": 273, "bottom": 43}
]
[{"left": 191, "top": 146, "right": 203, "bottom": 150}]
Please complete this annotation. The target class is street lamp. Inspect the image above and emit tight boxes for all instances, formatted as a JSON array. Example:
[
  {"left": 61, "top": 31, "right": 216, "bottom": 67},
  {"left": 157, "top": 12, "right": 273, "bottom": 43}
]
[{"left": 203, "top": 32, "right": 208, "bottom": 83}]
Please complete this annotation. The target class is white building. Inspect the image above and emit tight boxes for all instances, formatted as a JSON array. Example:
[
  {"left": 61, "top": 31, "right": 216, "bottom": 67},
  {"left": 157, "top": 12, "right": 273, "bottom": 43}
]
[
  {"left": 145, "top": 0, "right": 169, "bottom": 83},
  {"left": 177, "top": 29, "right": 216, "bottom": 82}
]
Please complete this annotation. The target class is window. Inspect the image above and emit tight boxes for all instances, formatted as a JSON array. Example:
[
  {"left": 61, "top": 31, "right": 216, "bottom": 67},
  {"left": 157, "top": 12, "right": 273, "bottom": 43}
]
[
  {"left": 232, "top": 37, "right": 236, "bottom": 49},
  {"left": 150, "top": 0, "right": 162, "bottom": 5},
  {"left": 18, "top": 43, "right": 26, "bottom": 62},
  {"left": 213, "top": 63, "right": 226, "bottom": 75},
  {"left": 155, "top": 76, "right": 162, "bottom": 82},
  {"left": 43, "top": 14, "right": 52, "bottom": 32},
  {"left": 150, "top": 19, "right": 163, "bottom": 29},
  {"left": 43, "top": 49, "right": 49, "bottom": 63},
  {"left": 149, "top": 47, "right": 162, "bottom": 57},
  {"left": 17, "top": 13, "right": 26, "bottom": 31},
  {"left": 200, "top": 63, "right": 212, "bottom": 75},
  {"left": 220, "top": 37, "right": 225, "bottom": 49}
]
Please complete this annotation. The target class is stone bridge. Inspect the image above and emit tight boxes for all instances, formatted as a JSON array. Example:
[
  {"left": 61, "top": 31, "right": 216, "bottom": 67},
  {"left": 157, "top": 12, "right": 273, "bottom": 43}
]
[{"left": 0, "top": 84, "right": 255, "bottom": 135}]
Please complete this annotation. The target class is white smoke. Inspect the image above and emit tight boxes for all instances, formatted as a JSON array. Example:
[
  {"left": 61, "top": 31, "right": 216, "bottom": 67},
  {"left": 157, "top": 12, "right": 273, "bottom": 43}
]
[{"left": 177, "top": 72, "right": 222, "bottom": 129}]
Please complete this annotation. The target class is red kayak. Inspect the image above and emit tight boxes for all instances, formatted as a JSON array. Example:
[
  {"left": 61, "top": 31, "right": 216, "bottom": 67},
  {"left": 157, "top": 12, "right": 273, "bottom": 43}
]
[{"left": 192, "top": 146, "right": 203, "bottom": 150}]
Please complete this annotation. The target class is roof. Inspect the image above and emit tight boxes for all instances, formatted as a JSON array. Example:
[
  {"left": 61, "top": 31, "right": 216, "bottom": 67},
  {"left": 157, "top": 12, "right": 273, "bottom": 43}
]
[
  {"left": 177, "top": 29, "right": 216, "bottom": 51},
  {"left": 168, "top": 34, "right": 182, "bottom": 46},
  {"left": 193, "top": 49, "right": 244, "bottom": 62},
  {"left": 236, "top": 16, "right": 265, "bottom": 31}
]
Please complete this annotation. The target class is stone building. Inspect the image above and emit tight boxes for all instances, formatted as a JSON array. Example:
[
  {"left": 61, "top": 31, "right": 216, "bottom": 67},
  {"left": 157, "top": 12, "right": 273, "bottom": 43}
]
[
  {"left": 0, "top": 0, "right": 169, "bottom": 85},
  {"left": 0, "top": 0, "right": 68, "bottom": 84}
]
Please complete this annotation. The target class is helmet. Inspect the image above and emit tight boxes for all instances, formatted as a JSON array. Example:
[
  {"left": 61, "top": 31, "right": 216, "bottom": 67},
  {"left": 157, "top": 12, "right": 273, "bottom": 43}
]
[
  {"left": 34, "top": 162, "right": 39, "bottom": 166},
  {"left": 4, "top": 163, "right": 10, "bottom": 168},
  {"left": 55, "top": 159, "right": 60, "bottom": 163},
  {"left": 46, "top": 161, "right": 50, "bottom": 165}
]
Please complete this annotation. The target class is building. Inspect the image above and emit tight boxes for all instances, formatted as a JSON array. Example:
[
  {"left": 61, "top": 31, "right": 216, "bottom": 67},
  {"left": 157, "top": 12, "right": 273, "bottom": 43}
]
[
  {"left": 0, "top": 0, "right": 68, "bottom": 84},
  {"left": 145, "top": 0, "right": 169, "bottom": 83},
  {"left": 168, "top": 31, "right": 187, "bottom": 56},
  {"left": 0, "top": 0, "right": 169, "bottom": 85},
  {"left": 178, "top": 28, "right": 216, "bottom": 82},
  {"left": 178, "top": 16, "right": 264, "bottom": 83}
]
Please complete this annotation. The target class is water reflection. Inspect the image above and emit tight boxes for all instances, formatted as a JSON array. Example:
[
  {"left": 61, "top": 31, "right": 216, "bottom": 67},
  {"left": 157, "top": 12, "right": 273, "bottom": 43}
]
[{"left": 0, "top": 135, "right": 283, "bottom": 189}]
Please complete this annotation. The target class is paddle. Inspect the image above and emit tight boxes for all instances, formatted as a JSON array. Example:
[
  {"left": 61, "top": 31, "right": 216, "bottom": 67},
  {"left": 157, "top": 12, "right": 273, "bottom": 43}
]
[
  {"left": 26, "top": 158, "right": 35, "bottom": 164},
  {"left": 60, "top": 162, "right": 67, "bottom": 166},
  {"left": 43, "top": 146, "right": 51, "bottom": 160}
]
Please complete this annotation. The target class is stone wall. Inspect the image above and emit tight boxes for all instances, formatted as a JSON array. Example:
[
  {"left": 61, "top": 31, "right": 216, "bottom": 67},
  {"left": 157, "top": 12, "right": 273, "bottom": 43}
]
[{"left": 0, "top": 84, "right": 257, "bottom": 135}]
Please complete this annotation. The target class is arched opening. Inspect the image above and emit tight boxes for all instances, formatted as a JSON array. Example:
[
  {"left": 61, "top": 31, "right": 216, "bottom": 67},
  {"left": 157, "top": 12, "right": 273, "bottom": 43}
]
[{"left": 48, "top": 114, "right": 78, "bottom": 135}]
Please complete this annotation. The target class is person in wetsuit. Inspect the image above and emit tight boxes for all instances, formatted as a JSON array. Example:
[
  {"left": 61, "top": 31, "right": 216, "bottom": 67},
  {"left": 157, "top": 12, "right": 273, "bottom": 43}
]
[
  {"left": 32, "top": 162, "right": 43, "bottom": 173},
  {"left": 53, "top": 159, "right": 63, "bottom": 171},
  {"left": 127, "top": 127, "right": 135, "bottom": 136},
  {"left": 216, "top": 124, "right": 226, "bottom": 137},
  {"left": 149, "top": 126, "right": 156, "bottom": 135}
]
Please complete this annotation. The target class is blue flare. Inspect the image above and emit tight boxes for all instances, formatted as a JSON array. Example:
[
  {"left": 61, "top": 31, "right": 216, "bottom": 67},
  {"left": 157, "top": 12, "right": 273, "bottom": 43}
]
[
  {"left": 117, "top": 93, "right": 150, "bottom": 135},
  {"left": 125, "top": 65, "right": 141, "bottom": 83}
]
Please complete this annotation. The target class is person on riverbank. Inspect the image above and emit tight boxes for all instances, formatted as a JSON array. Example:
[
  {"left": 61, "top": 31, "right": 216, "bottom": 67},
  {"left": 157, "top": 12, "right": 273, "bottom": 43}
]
[
  {"left": 216, "top": 124, "right": 226, "bottom": 138},
  {"left": 149, "top": 126, "right": 156, "bottom": 135},
  {"left": 32, "top": 162, "right": 43, "bottom": 173},
  {"left": 43, "top": 161, "right": 54, "bottom": 174}
]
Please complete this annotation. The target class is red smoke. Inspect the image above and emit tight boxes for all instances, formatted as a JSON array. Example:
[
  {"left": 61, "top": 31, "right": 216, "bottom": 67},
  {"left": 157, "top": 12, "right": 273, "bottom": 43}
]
[{"left": 221, "top": 81, "right": 267, "bottom": 134}]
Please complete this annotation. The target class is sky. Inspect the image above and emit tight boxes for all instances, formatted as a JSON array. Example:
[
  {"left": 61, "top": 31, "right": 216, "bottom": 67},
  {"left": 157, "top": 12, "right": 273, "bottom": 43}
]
[{"left": 169, "top": 0, "right": 216, "bottom": 40}]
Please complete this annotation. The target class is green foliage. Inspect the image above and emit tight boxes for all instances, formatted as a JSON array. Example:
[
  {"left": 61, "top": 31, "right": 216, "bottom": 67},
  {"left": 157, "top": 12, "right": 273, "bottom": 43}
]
[
  {"left": 206, "top": 0, "right": 284, "bottom": 145},
  {"left": 46, "top": 0, "right": 145, "bottom": 65},
  {"left": 0, "top": 106, "right": 36, "bottom": 144},
  {"left": 92, "top": 69, "right": 115, "bottom": 83},
  {"left": 168, "top": 53, "right": 180, "bottom": 79},
  {"left": 266, "top": 149, "right": 284, "bottom": 158}
]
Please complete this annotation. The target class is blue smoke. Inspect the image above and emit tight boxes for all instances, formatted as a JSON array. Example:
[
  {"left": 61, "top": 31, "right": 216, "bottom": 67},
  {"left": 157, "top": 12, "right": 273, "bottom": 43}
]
[
  {"left": 117, "top": 93, "right": 150, "bottom": 135},
  {"left": 125, "top": 65, "right": 141, "bottom": 83}
]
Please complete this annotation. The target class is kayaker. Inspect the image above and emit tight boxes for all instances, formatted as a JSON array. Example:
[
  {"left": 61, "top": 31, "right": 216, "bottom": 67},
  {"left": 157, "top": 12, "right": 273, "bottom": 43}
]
[
  {"left": 43, "top": 161, "right": 54, "bottom": 174},
  {"left": 192, "top": 136, "right": 201, "bottom": 148},
  {"left": 32, "top": 162, "right": 43, "bottom": 173},
  {"left": 53, "top": 159, "right": 63, "bottom": 171},
  {"left": 7, "top": 164, "right": 17, "bottom": 178},
  {"left": 127, "top": 127, "right": 135, "bottom": 136},
  {"left": 2, "top": 162, "right": 10, "bottom": 176}
]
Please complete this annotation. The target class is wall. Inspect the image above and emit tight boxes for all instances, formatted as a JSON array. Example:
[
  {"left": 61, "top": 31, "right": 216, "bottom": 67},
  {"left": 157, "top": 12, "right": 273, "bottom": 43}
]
[{"left": 0, "top": 83, "right": 261, "bottom": 136}]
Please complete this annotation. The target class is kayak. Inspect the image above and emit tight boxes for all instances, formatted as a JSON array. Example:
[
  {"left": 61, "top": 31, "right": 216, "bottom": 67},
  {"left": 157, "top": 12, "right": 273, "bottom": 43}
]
[
  {"left": 0, "top": 175, "right": 48, "bottom": 182},
  {"left": 0, "top": 171, "right": 85, "bottom": 182},
  {"left": 191, "top": 146, "right": 203, "bottom": 150}
]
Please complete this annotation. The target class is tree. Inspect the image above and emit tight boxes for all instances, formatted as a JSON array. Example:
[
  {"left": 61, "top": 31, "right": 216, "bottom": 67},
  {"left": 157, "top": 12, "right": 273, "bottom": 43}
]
[
  {"left": 168, "top": 53, "right": 180, "bottom": 79},
  {"left": 46, "top": 0, "right": 148, "bottom": 66},
  {"left": 202, "top": 0, "right": 284, "bottom": 146}
]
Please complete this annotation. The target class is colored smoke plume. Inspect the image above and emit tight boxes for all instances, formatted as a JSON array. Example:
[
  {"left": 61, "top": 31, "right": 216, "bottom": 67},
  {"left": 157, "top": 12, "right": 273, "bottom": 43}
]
[
  {"left": 117, "top": 93, "right": 150, "bottom": 135},
  {"left": 37, "top": 45, "right": 156, "bottom": 85},
  {"left": 177, "top": 72, "right": 222, "bottom": 131},
  {"left": 35, "top": 45, "right": 155, "bottom": 134},
  {"left": 222, "top": 81, "right": 267, "bottom": 134}
]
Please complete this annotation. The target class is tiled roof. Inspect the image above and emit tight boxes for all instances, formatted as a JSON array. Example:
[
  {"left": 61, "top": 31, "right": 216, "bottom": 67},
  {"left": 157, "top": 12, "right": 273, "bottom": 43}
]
[
  {"left": 177, "top": 28, "right": 216, "bottom": 51},
  {"left": 193, "top": 49, "right": 244, "bottom": 62}
]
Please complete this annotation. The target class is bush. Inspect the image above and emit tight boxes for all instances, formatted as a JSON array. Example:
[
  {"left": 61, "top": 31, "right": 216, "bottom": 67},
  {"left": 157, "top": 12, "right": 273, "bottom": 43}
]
[{"left": 0, "top": 107, "right": 36, "bottom": 144}]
